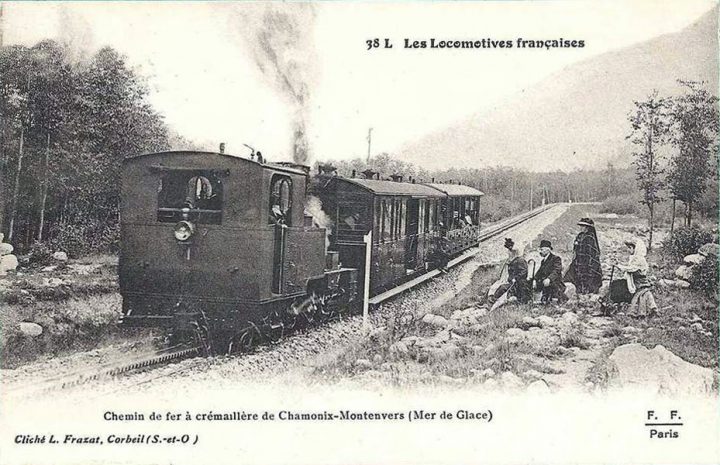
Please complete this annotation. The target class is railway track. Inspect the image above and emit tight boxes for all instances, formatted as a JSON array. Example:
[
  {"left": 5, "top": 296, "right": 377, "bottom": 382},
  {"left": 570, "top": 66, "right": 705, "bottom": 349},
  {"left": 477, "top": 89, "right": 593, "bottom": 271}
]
[
  {"left": 5, "top": 343, "right": 201, "bottom": 398},
  {"left": 6, "top": 204, "right": 557, "bottom": 397}
]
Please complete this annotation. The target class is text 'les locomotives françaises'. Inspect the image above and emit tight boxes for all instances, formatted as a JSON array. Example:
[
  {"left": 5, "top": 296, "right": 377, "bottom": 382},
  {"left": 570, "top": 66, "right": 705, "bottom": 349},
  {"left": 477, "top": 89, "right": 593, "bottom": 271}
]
[{"left": 366, "top": 38, "right": 585, "bottom": 51}]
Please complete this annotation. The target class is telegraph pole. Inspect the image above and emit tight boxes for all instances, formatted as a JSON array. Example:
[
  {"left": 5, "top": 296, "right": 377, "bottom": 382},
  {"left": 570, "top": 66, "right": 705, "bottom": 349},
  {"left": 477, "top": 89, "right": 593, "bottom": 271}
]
[{"left": 366, "top": 128, "right": 373, "bottom": 162}]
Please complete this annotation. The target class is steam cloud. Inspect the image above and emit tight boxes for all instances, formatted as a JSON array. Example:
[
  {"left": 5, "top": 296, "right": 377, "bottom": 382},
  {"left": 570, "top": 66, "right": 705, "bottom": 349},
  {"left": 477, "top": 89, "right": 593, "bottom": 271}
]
[
  {"left": 305, "top": 195, "right": 331, "bottom": 248},
  {"left": 230, "top": 3, "right": 318, "bottom": 164}
]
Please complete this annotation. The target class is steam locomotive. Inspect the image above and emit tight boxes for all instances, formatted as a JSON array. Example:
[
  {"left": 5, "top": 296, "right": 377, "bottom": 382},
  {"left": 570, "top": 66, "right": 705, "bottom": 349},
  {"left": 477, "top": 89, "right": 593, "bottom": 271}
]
[{"left": 119, "top": 150, "right": 483, "bottom": 354}]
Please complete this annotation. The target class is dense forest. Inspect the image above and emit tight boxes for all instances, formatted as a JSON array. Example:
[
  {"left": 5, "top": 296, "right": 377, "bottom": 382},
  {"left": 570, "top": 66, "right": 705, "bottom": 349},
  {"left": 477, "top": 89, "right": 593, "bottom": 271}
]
[
  {"left": 0, "top": 40, "right": 171, "bottom": 255},
  {"left": 0, "top": 40, "right": 716, "bottom": 258}
]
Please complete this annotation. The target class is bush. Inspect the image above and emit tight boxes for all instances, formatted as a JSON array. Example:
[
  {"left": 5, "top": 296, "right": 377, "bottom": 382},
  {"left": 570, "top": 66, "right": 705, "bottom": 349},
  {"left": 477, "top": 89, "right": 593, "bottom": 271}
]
[
  {"left": 663, "top": 225, "right": 716, "bottom": 260},
  {"left": 690, "top": 257, "right": 718, "bottom": 301},
  {"left": 600, "top": 194, "right": 641, "bottom": 215},
  {"left": 47, "top": 220, "right": 119, "bottom": 258},
  {"left": 26, "top": 241, "right": 54, "bottom": 267}
]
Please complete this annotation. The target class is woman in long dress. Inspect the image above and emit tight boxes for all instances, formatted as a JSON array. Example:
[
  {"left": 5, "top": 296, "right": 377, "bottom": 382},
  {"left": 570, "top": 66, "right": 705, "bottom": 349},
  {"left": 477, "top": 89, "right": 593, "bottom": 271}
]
[
  {"left": 615, "top": 238, "right": 659, "bottom": 317},
  {"left": 565, "top": 217, "right": 603, "bottom": 294}
]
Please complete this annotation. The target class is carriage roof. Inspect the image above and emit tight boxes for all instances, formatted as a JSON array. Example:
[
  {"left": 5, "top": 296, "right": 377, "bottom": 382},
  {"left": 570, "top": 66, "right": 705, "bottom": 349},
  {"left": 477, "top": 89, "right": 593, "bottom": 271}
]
[
  {"left": 423, "top": 183, "right": 484, "bottom": 197},
  {"left": 335, "top": 178, "right": 446, "bottom": 198}
]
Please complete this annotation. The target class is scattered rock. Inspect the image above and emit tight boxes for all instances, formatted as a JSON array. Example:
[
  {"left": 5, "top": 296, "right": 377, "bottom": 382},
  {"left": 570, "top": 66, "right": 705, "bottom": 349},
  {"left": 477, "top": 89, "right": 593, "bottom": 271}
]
[
  {"left": 373, "top": 354, "right": 383, "bottom": 364},
  {"left": 522, "top": 369, "right": 543, "bottom": 379},
  {"left": 355, "top": 359, "right": 373, "bottom": 370},
  {"left": 564, "top": 282, "right": 577, "bottom": 300},
  {"left": 690, "top": 322, "right": 703, "bottom": 332},
  {"left": 41, "top": 265, "right": 58, "bottom": 272},
  {"left": 0, "top": 243, "right": 14, "bottom": 255},
  {"left": 52, "top": 251, "right": 68, "bottom": 262},
  {"left": 674, "top": 279, "right": 691, "bottom": 289},
  {"left": 389, "top": 342, "right": 409, "bottom": 356},
  {"left": 622, "top": 326, "right": 640, "bottom": 334},
  {"left": 698, "top": 243, "right": 720, "bottom": 257},
  {"left": 561, "top": 312, "right": 579, "bottom": 323},
  {"left": 500, "top": 371, "right": 524, "bottom": 389},
  {"left": 18, "top": 322, "right": 43, "bottom": 336},
  {"left": 480, "top": 368, "right": 495, "bottom": 378},
  {"left": 483, "top": 378, "right": 499, "bottom": 390},
  {"left": 506, "top": 328, "right": 525, "bottom": 337},
  {"left": 537, "top": 315, "right": 555, "bottom": 327},
  {"left": 607, "top": 344, "right": 715, "bottom": 395},
  {"left": 658, "top": 278, "right": 675, "bottom": 288},
  {"left": 526, "top": 379, "right": 551, "bottom": 394},
  {"left": 675, "top": 265, "right": 693, "bottom": 281},
  {"left": 422, "top": 313, "right": 449, "bottom": 328},
  {"left": 683, "top": 254, "right": 704, "bottom": 265},
  {"left": 0, "top": 254, "right": 19, "bottom": 275}
]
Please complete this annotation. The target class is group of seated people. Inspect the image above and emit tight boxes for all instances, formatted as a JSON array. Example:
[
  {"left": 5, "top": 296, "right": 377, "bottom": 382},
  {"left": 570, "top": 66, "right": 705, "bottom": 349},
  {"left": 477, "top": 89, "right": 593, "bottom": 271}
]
[{"left": 489, "top": 233, "right": 658, "bottom": 317}]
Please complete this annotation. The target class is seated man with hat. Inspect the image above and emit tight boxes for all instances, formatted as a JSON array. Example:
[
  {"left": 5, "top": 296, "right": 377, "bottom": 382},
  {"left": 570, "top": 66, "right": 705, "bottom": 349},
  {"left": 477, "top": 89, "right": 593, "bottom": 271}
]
[
  {"left": 532, "top": 239, "right": 567, "bottom": 303},
  {"left": 488, "top": 238, "right": 531, "bottom": 306}
]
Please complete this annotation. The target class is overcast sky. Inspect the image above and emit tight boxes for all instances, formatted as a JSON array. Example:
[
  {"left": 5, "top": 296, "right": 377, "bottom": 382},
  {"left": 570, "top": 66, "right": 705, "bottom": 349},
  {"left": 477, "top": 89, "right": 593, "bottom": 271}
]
[{"left": 2, "top": 1, "right": 715, "bottom": 164}]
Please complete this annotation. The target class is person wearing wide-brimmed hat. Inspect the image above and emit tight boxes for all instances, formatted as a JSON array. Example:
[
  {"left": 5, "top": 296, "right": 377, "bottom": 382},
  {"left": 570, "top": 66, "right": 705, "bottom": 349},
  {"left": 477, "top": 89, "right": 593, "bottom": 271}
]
[
  {"left": 532, "top": 239, "right": 567, "bottom": 303},
  {"left": 564, "top": 217, "right": 603, "bottom": 294}
]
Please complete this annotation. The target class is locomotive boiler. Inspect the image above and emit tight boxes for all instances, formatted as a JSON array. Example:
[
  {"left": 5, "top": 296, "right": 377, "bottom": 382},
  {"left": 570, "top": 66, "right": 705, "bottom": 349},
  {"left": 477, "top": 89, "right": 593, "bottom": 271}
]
[{"left": 119, "top": 150, "right": 483, "bottom": 354}]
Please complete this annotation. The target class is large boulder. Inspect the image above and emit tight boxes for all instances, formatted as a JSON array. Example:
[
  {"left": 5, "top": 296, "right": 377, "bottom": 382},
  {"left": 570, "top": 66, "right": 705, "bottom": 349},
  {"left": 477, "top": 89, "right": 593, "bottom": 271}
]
[
  {"left": 564, "top": 282, "right": 577, "bottom": 300},
  {"left": 607, "top": 344, "right": 715, "bottom": 395},
  {"left": 19, "top": 322, "right": 43, "bottom": 336},
  {"left": 683, "top": 254, "right": 705, "bottom": 265},
  {"left": 698, "top": 242, "right": 720, "bottom": 257},
  {"left": 674, "top": 265, "right": 693, "bottom": 280},
  {"left": 0, "top": 243, "right": 14, "bottom": 255},
  {"left": 0, "top": 254, "right": 19, "bottom": 276}
]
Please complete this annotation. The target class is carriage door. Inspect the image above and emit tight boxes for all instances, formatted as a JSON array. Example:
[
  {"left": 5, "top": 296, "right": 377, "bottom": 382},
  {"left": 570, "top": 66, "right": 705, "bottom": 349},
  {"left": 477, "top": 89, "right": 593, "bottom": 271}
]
[
  {"left": 270, "top": 175, "right": 292, "bottom": 294},
  {"left": 405, "top": 199, "right": 419, "bottom": 271}
]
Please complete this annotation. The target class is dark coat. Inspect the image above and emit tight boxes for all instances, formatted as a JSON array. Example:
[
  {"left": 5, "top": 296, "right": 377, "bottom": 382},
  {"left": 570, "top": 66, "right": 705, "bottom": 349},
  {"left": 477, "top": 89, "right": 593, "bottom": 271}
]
[
  {"left": 565, "top": 230, "right": 602, "bottom": 294},
  {"left": 534, "top": 253, "right": 566, "bottom": 302},
  {"left": 507, "top": 256, "right": 530, "bottom": 303}
]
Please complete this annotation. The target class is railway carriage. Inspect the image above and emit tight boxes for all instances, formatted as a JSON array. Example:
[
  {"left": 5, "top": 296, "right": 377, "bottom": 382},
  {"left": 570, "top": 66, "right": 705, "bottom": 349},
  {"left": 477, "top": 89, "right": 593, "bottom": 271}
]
[
  {"left": 315, "top": 176, "right": 446, "bottom": 295},
  {"left": 424, "top": 183, "right": 484, "bottom": 256}
]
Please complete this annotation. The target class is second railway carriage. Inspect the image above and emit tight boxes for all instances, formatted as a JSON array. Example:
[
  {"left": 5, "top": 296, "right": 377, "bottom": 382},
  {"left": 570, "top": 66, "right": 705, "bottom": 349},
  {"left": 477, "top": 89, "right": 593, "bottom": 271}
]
[{"left": 424, "top": 183, "right": 484, "bottom": 256}]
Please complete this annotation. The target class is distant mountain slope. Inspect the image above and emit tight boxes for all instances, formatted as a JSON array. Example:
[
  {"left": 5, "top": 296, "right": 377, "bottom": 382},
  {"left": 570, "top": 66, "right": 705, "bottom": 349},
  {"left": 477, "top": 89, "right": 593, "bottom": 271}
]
[{"left": 399, "top": 9, "right": 718, "bottom": 172}]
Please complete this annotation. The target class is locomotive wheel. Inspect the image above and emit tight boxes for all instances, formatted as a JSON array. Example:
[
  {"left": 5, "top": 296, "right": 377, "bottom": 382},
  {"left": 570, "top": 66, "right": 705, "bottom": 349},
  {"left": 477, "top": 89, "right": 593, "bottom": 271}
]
[
  {"left": 191, "top": 320, "right": 212, "bottom": 357},
  {"left": 263, "top": 311, "right": 285, "bottom": 344},
  {"left": 237, "top": 323, "right": 261, "bottom": 352}
]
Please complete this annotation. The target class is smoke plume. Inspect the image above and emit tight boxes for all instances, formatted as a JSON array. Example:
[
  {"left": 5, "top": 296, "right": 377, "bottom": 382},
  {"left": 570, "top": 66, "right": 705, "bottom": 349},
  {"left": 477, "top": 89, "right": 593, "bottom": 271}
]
[
  {"left": 230, "top": 3, "right": 318, "bottom": 164},
  {"left": 305, "top": 195, "right": 331, "bottom": 248}
]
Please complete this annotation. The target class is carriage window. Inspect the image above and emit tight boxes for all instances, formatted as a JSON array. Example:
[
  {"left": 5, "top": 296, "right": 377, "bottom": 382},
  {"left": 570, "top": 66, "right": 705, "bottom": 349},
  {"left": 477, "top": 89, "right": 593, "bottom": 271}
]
[
  {"left": 269, "top": 175, "right": 293, "bottom": 225},
  {"left": 338, "top": 203, "right": 367, "bottom": 232},
  {"left": 382, "top": 200, "right": 391, "bottom": 242},
  {"left": 157, "top": 171, "right": 223, "bottom": 224}
]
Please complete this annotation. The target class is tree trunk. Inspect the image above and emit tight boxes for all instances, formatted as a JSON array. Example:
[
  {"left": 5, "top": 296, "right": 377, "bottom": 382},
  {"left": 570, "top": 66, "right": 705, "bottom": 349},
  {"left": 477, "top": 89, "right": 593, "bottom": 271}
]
[
  {"left": 7, "top": 127, "right": 24, "bottom": 242},
  {"left": 670, "top": 198, "right": 676, "bottom": 237},
  {"left": 648, "top": 206, "right": 654, "bottom": 251},
  {"left": 38, "top": 133, "right": 51, "bottom": 241},
  {"left": 687, "top": 201, "right": 693, "bottom": 227}
]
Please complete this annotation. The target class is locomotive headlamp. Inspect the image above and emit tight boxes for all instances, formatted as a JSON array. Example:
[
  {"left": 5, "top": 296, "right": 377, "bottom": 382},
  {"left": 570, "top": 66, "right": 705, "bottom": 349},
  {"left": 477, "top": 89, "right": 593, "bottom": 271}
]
[{"left": 174, "top": 220, "right": 195, "bottom": 242}]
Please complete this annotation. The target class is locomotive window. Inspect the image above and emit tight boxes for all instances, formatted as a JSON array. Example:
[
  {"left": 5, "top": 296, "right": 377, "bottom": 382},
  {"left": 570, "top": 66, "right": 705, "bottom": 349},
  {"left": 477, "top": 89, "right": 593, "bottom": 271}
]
[
  {"left": 269, "top": 175, "right": 293, "bottom": 225},
  {"left": 157, "top": 171, "right": 222, "bottom": 224}
]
